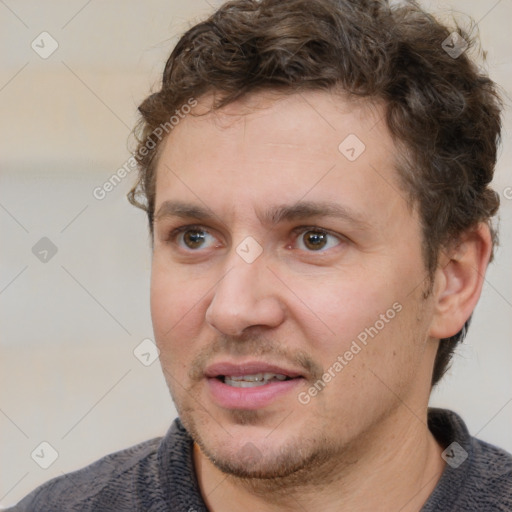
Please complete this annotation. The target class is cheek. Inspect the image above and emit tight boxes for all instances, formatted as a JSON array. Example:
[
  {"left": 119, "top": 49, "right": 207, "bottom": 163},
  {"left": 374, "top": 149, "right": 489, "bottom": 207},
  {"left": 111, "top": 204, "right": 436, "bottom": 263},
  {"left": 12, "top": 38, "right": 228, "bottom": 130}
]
[
  {"left": 150, "top": 261, "right": 206, "bottom": 348},
  {"left": 292, "top": 270, "right": 422, "bottom": 398},
  {"left": 294, "top": 273, "right": 399, "bottom": 349}
]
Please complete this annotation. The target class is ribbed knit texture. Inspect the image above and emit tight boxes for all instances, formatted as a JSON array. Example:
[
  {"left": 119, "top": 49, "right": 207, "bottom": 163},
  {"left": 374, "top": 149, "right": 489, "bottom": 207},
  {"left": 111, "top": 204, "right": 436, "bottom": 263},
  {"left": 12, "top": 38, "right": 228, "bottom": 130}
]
[{"left": 9, "top": 409, "right": 512, "bottom": 511}]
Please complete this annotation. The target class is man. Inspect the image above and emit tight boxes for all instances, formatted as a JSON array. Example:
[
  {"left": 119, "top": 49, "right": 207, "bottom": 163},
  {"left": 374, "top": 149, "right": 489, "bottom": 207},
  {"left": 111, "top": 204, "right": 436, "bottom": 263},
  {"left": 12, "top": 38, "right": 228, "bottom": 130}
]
[{"left": 11, "top": 0, "right": 511, "bottom": 510}]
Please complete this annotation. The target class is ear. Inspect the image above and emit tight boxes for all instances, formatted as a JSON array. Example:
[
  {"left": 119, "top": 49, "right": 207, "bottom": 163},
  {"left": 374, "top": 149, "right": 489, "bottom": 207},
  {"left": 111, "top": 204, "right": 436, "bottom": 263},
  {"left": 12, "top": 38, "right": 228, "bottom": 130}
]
[{"left": 429, "top": 223, "right": 493, "bottom": 339}]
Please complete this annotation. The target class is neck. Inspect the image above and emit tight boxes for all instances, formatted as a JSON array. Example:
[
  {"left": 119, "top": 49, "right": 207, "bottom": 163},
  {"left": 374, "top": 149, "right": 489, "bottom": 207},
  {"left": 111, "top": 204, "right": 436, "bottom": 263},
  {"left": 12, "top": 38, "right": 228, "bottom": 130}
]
[{"left": 193, "top": 407, "right": 446, "bottom": 512}]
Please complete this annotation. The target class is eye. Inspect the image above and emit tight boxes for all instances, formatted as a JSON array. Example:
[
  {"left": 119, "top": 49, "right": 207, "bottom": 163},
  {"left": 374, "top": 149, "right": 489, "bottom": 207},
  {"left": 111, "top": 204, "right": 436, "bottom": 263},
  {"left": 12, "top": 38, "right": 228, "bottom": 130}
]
[
  {"left": 294, "top": 228, "right": 342, "bottom": 252},
  {"left": 169, "top": 225, "right": 219, "bottom": 250}
]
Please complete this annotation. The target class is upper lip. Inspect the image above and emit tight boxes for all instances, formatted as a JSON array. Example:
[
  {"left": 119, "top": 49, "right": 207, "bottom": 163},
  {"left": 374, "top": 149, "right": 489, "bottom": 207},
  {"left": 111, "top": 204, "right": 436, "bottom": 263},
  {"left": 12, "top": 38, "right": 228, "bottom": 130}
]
[{"left": 204, "top": 361, "right": 305, "bottom": 379}]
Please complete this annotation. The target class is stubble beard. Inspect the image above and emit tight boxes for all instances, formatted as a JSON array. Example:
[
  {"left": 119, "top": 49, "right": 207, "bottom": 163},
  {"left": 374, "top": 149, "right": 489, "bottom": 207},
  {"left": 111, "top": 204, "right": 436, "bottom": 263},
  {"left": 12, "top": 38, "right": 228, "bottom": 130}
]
[{"left": 176, "top": 395, "right": 353, "bottom": 495}]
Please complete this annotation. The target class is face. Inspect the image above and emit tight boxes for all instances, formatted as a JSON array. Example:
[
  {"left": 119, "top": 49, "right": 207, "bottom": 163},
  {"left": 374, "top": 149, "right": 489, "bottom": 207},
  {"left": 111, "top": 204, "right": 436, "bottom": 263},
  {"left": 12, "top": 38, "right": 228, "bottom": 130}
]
[{"left": 150, "top": 90, "right": 437, "bottom": 479}]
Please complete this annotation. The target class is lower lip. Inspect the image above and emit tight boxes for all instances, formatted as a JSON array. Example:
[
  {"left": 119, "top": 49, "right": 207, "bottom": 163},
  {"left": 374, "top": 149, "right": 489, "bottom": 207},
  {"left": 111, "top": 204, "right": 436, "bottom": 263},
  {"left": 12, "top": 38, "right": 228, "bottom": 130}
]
[{"left": 206, "top": 377, "right": 304, "bottom": 410}]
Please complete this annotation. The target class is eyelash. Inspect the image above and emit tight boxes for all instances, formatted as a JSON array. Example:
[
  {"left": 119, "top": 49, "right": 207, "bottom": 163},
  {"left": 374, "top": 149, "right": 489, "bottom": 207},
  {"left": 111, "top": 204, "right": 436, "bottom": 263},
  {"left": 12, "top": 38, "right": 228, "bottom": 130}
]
[{"left": 165, "top": 224, "right": 344, "bottom": 253}]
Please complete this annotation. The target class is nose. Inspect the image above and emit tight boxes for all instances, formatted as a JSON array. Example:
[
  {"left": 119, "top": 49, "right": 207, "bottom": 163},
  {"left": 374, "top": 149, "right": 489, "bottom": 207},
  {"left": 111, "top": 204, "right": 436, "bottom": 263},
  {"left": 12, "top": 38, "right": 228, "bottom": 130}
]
[{"left": 205, "top": 256, "right": 286, "bottom": 337}]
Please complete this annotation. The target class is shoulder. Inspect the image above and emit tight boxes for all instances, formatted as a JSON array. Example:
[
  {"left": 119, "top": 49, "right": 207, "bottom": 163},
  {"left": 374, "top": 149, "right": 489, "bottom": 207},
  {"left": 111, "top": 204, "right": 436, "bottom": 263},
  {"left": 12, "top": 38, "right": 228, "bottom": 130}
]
[
  {"left": 8, "top": 437, "right": 162, "bottom": 512},
  {"left": 465, "top": 435, "right": 512, "bottom": 510},
  {"left": 426, "top": 408, "right": 512, "bottom": 511}
]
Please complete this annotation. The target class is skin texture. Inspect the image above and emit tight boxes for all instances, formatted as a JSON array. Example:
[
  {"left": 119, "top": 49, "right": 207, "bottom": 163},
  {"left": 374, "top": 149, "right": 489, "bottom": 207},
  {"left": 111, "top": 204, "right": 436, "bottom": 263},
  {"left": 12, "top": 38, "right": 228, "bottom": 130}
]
[{"left": 150, "top": 90, "right": 491, "bottom": 511}]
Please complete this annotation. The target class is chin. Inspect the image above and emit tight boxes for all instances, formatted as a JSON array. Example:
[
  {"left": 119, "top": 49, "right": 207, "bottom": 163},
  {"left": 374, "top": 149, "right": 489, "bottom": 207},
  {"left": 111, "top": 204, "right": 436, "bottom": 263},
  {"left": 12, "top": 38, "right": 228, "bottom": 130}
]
[
  {"left": 201, "top": 438, "right": 319, "bottom": 480},
  {"left": 187, "top": 417, "right": 337, "bottom": 484}
]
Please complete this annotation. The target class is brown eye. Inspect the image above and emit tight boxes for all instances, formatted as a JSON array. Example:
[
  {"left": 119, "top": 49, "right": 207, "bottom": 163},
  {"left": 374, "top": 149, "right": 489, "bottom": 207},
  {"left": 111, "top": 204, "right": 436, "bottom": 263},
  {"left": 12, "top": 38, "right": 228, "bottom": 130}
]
[
  {"left": 167, "top": 224, "right": 221, "bottom": 253},
  {"left": 294, "top": 229, "right": 341, "bottom": 252},
  {"left": 303, "top": 231, "right": 328, "bottom": 250},
  {"left": 183, "top": 229, "right": 207, "bottom": 249}
]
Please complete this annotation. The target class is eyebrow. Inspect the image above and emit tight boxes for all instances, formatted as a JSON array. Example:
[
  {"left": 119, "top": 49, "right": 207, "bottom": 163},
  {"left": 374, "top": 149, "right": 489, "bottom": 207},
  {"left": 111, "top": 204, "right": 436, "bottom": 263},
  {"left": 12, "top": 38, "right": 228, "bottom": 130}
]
[{"left": 154, "top": 200, "right": 371, "bottom": 230}]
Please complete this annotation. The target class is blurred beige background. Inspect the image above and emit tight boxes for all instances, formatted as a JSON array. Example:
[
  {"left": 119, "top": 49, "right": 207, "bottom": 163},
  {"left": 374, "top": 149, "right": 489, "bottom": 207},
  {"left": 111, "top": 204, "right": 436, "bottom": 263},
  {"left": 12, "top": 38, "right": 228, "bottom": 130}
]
[{"left": 1, "top": 0, "right": 511, "bottom": 507}]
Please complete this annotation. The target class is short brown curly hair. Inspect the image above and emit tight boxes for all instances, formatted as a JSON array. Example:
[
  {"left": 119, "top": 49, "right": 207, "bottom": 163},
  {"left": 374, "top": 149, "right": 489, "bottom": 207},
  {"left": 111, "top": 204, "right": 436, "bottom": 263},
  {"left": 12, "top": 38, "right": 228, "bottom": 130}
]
[{"left": 128, "top": 0, "right": 502, "bottom": 387}]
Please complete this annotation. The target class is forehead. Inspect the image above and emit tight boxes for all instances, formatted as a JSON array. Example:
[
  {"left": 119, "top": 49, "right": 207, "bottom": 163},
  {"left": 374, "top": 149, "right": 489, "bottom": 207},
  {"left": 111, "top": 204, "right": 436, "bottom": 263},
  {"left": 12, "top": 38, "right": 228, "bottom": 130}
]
[
  {"left": 153, "top": 90, "right": 408, "bottom": 228},
  {"left": 168, "top": 90, "right": 392, "bottom": 159}
]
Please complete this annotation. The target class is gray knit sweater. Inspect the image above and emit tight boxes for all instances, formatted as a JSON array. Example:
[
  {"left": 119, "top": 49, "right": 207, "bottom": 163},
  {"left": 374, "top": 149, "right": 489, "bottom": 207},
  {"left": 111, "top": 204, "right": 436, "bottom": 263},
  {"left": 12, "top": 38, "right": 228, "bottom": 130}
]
[{"left": 9, "top": 409, "right": 512, "bottom": 511}]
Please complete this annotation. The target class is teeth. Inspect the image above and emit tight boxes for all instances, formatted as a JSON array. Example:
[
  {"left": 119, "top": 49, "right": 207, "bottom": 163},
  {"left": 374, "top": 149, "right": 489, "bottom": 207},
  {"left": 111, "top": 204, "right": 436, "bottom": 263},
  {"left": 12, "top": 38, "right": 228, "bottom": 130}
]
[{"left": 224, "top": 373, "right": 289, "bottom": 387}]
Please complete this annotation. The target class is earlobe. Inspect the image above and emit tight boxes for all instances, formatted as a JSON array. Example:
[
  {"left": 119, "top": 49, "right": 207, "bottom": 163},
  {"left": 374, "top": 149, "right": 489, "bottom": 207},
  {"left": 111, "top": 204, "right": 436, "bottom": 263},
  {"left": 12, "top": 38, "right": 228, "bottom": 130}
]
[{"left": 428, "top": 223, "right": 492, "bottom": 339}]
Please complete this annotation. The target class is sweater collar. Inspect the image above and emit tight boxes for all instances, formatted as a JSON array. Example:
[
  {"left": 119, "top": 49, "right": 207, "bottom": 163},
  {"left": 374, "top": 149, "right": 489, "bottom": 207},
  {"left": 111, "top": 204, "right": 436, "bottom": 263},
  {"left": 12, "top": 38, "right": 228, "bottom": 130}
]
[
  {"left": 157, "top": 418, "right": 208, "bottom": 511},
  {"left": 421, "top": 408, "right": 474, "bottom": 511}
]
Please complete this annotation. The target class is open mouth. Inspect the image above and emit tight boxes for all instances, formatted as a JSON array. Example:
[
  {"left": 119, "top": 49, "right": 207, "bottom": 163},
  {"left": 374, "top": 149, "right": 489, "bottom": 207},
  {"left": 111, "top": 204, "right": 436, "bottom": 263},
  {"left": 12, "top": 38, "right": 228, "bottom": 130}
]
[
  {"left": 205, "top": 363, "right": 305, "bottom": 408},
  {"left": 219, "top": 373, "right": 293, "bottom": 388}
]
